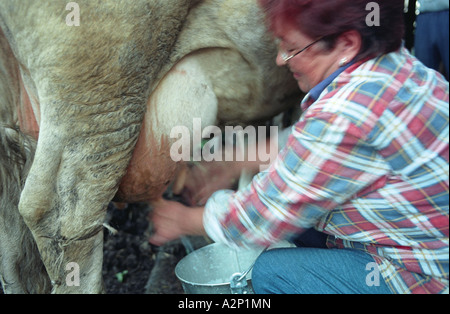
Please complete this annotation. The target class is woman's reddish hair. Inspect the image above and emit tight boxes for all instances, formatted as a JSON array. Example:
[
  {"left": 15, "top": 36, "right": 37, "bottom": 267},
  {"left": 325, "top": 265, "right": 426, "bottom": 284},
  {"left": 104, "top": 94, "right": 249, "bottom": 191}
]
[{"left": 258, "top": 0, "right": 405, "bottom": 60}]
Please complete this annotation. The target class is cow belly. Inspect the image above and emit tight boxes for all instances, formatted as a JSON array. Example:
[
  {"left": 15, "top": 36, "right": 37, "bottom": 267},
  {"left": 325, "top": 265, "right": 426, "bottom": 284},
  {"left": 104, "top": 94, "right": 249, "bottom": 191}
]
[
  {"left": 13, "top": 52, "right": 217, "bottom": 204},
  {"left": 116, "top": 54, "right": 218, "bottom": 202},
  {"left": 1, "top": 26, "right": 39, "bottom": 138},
  {"left": 17, "top": 74, "right": 40, "bottom": 140}
]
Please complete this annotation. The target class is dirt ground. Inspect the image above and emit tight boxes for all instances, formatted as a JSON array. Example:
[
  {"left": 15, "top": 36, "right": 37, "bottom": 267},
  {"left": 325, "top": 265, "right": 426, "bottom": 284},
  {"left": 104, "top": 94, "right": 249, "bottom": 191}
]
[{"left": 102, "top": 201, "right": 191, "bottom": 294}]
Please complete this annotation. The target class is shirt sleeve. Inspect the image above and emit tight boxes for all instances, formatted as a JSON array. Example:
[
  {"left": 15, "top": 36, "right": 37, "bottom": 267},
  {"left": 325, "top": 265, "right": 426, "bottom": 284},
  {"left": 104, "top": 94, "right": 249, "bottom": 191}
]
[{"left": 204, "top": 111, "right": 392, "bottom": 248}]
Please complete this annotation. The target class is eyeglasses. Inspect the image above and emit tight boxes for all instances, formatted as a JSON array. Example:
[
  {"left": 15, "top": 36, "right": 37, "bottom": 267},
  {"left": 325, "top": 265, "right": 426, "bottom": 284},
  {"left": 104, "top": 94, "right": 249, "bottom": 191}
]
[{"left": 280, "top": 37, "right": 324, "bottom": 64}]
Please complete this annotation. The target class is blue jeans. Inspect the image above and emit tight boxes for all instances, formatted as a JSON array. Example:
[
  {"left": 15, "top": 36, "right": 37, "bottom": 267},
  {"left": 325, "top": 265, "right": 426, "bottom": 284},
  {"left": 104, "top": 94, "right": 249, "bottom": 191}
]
[
  {"left": 252, "top": 230, "right": 393, "bottom": 294},
  {"left": 415, "top": 10, "right": 449, "bottom": 79}
]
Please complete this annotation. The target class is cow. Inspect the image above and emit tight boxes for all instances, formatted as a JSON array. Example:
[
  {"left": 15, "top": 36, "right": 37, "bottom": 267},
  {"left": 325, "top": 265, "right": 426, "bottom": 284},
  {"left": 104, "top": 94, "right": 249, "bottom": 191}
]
[{"left": 0, "top": 0, "right": 300, "bottom": 293}]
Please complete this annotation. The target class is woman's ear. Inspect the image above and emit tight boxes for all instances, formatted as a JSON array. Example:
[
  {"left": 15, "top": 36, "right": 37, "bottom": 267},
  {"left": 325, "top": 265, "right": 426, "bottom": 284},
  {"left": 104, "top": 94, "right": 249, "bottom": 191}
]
[{"left": 336, "top": 30, "right": 362, "bottom": 62}]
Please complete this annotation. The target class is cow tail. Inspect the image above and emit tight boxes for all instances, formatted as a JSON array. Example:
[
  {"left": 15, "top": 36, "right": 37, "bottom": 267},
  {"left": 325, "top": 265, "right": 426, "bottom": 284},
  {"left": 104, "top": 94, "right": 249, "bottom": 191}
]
[{"left": 0, "top": 125, "right": 51, "bottom": 293}]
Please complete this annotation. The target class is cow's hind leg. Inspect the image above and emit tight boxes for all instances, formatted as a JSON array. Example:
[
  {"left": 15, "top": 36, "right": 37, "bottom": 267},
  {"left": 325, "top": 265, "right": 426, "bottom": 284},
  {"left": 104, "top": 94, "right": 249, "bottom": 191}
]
[
  {"left": 17, "top": 123, "right": 118, "bottom": 293},
  {"left": 0, "top": 126, "right": 51, "bottom": 293}
]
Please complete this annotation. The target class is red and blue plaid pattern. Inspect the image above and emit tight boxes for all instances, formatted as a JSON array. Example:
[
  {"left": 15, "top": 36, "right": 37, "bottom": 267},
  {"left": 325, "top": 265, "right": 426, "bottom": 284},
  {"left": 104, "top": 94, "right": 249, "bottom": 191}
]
[{"left": 204, "top": 48, "right": 449, "bottom": 294}]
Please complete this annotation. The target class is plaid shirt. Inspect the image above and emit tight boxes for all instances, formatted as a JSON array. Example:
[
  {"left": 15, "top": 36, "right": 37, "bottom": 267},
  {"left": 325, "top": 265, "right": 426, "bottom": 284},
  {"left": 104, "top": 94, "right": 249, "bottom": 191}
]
[{"left": 204, "top": 48, "right": 449, "bottom": 294}]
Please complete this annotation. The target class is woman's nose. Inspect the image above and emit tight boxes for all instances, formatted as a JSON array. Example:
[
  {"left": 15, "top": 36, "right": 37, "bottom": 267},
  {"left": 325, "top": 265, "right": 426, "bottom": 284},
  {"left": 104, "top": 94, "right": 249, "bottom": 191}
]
[{"left": 275, "top": 50, "right": 286, "bottom": 67}]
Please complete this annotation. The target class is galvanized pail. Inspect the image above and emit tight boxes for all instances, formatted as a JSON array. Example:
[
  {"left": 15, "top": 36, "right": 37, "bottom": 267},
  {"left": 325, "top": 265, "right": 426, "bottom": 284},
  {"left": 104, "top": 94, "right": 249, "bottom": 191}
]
[{"left": 175, "top": 243, "right": 265, "bottom": 294}]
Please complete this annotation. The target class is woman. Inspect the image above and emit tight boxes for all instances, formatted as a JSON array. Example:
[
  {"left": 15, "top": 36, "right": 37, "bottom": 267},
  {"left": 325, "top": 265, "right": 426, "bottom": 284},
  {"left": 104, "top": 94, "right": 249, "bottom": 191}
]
[{"left": 150, "top": 0, "right": 449, "bottom": 294}]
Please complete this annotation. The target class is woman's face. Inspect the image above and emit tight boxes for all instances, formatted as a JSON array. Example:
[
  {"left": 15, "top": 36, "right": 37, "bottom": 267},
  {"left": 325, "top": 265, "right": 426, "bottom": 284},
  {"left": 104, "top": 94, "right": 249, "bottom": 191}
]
[{"left": 275, "top": 25, "right": 356, "bottom": 93}]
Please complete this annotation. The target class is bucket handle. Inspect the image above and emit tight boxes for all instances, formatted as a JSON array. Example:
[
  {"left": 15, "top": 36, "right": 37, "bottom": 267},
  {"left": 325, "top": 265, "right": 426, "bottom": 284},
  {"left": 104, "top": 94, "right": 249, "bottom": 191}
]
[{"left": 229, "top": 246, "right": 269, "bottom": 294}]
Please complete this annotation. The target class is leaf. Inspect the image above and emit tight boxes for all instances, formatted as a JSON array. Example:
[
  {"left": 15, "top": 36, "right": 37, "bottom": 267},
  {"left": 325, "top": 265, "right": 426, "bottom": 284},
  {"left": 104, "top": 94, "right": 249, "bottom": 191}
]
[{"left": 115, "top": 270, "right": 129, "bottom": 283}]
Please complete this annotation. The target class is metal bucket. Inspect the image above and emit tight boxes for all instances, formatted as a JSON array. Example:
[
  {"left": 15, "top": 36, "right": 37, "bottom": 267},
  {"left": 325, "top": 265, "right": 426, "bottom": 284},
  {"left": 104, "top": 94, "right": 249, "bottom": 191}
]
[
  {"left": 175, "top": 243, "right": 264, "bottom": 294},
  {"left": 175, "top": 242, "right": 293, "bottom": 294}
]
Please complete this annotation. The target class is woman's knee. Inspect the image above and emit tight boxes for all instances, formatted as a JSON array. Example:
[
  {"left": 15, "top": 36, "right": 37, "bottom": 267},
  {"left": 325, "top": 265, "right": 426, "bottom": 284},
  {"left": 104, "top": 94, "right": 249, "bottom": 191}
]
[{"left": 251, "top": 249, "right": 286, "bottom": 294}]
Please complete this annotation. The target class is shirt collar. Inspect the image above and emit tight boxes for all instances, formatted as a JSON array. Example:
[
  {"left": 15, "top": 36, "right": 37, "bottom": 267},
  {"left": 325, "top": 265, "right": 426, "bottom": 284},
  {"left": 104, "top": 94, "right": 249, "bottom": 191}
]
[{"left": 308, "top": 59, "right": 356, "bottom": 101}]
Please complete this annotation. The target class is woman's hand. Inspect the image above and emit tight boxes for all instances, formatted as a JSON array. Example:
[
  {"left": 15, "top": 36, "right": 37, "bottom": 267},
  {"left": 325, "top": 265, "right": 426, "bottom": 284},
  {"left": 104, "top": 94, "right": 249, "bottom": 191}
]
[
  {"left": 180, "top": 161, "right": 242, "bottom": 206},
  {"left": 178, "top": 139, "right": 273, "bottom": 206},
  {"left": 148, "top": 198, "right": 205, "bottom": 246}
]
